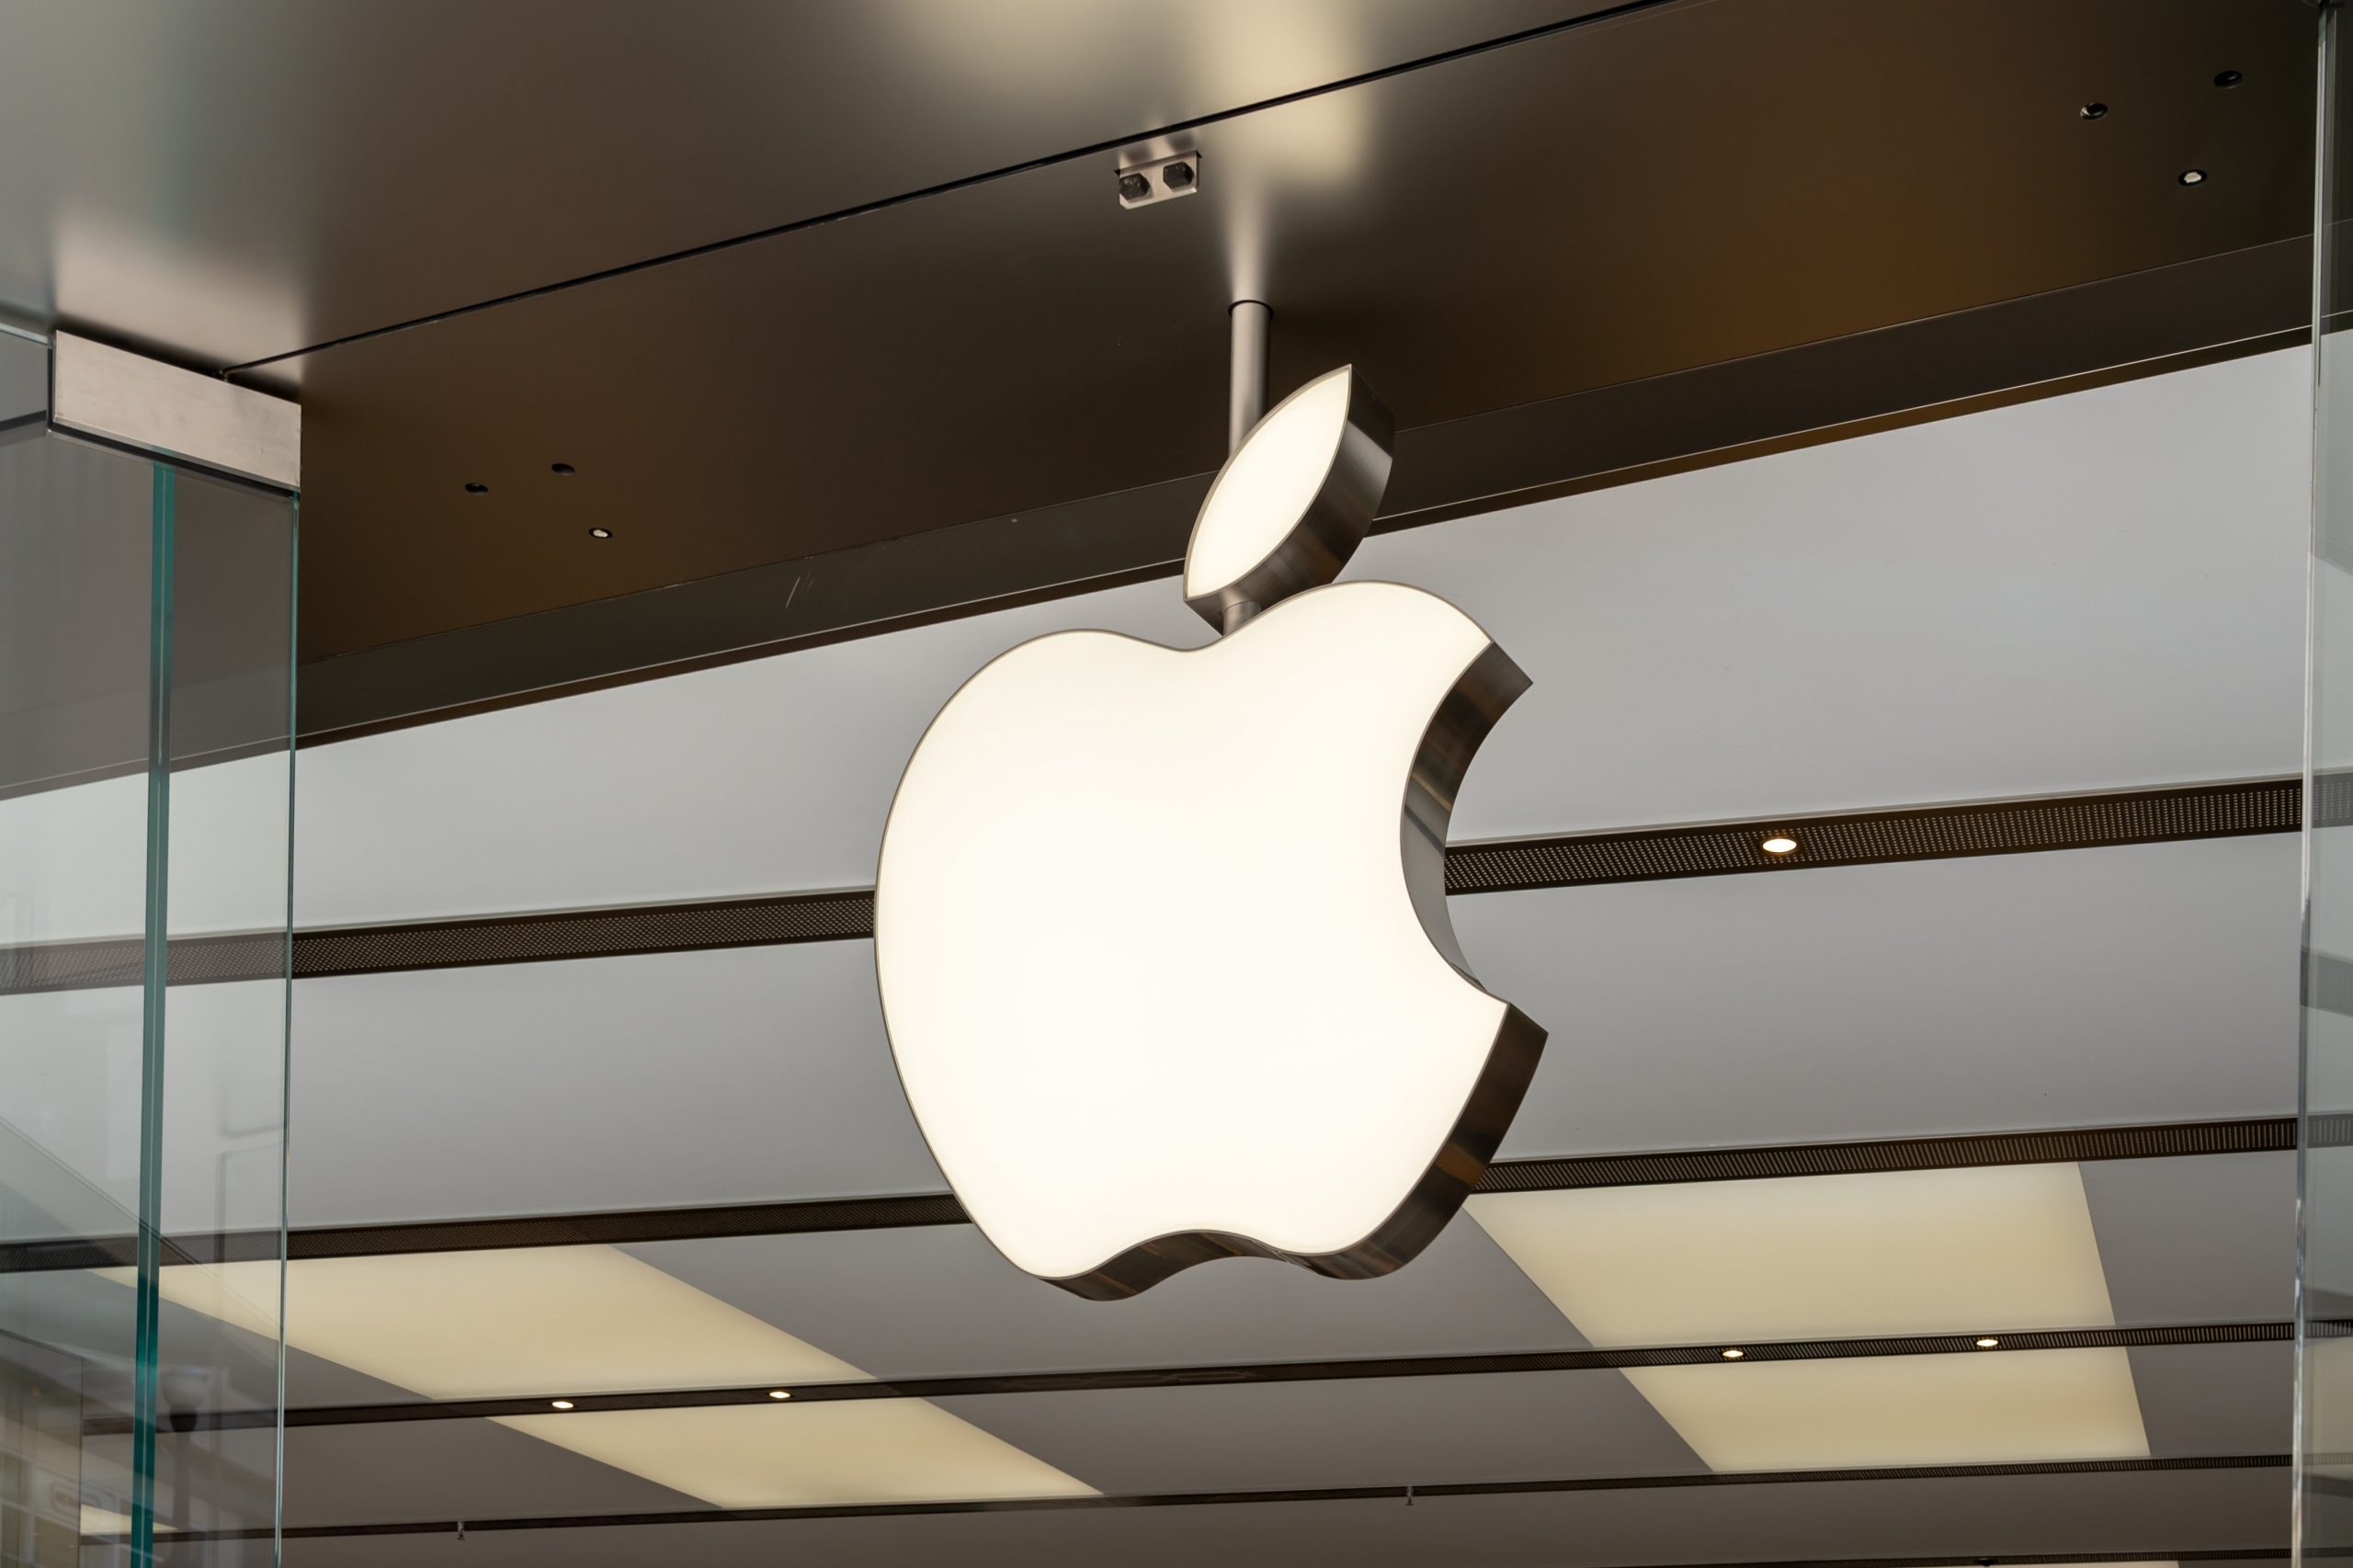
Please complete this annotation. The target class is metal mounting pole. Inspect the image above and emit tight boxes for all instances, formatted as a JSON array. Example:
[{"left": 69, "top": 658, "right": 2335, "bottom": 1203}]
[
  {"left": 1222, "top": 301, "right": 1271, "bottom": 634},
  {"left": 1228, "top": 300, "right": 1269, "bottom": 457}
]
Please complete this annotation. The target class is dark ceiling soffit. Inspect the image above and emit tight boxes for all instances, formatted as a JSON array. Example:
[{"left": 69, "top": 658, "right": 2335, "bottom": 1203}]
[
  {"left": 119, "top": 1320, "right": 2284, "bottom": 1437},
  {"left": 218, "top": 0, "right": 1677, "bottom": 381},
  {"left": 293, "top": 236, "right": 2312, "bottom": 744},
  {"left": 6, "top": 1116, "right": 2290, "bottom": 1274},
  {"left": 0, "top": 775, "right": 2298, "bottom": 996},
  {"left": 108, "top": 1453, "right": 2287, "bottom": 1543}
]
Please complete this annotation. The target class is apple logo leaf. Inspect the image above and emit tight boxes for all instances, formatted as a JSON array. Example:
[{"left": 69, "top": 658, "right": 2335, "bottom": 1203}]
[
  {"left": 1182, "top": 367, "right": 1393, "bottom": 631},
  {"left": 875, "top": 366, "right": 1546, "bottom": 1300}
]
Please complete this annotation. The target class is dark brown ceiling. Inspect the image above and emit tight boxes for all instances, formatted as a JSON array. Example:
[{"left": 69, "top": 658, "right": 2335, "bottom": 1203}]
[
  {"left": 0, "top": 0, "right": 2318, "bottom": 664},
  {"left": 0, "top": 0, "right": 1584, "bottom": 366}
]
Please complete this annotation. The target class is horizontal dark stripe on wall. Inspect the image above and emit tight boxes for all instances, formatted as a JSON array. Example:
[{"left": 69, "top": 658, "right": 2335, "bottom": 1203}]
[
  {"left": 4, "top": 1117, "right": 2291, "bottom": 1274},
  {"left": 1446, "top": 776, "right": 2298, "bottom": 895},
  {"left": 0, "top": 777, "right": 2297, "bottom": 994},
  {"left": 104, "top": 1452, "right": 2288, "bottom": 1543},
  {"left": 1482, "top": 1114, "right": 2297, "bottom": 1193},
  {"left": 112, "top": 1320, "right": 2285, "bottom": 1437}
]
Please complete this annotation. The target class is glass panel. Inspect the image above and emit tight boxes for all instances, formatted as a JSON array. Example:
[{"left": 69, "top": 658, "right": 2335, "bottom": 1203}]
[
  {"left": 146, "top": 464, "right": 295, "bottom": 1561},
  {"left": 0, "top": 334, "right": 294, "bottom": 1567},
  {"left": 2309, "top": 3, "right": 2353, "bottom": 1558}
]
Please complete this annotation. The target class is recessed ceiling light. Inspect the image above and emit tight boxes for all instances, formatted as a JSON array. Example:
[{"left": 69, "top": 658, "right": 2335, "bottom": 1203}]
[
  {"left": 463, "top": 482, "right": 489, "bottom": 494},
  {"left": 551, "top": 461, "right": 576, "bottom": 475},
  {"left": 1760, "top": 835, "right": 1799, "bottom": 856},
  {"left": 1720, "top": 1347, "right": 1745, "bottom": 1360},
  {"left": 768, "top": 1389, "right": 792, "bottom": 1400},
  {"left": 589, "top": 527, "right": 614, "bottom": 540},
  {"left": 550, "top": 1399, "right": 574, "bottom": 1410},
  {"left": 2079, "top": 102, "right": 2107, "bottom": 120},
  {"left": 2214, "top": 70, "right": 2242, "bottom": 88},
  {"left": 2179, "top": 169, "right": 2206, "bottom": 186},
  {"left": 1977, "top": 1336, "right": 2002, "bottom": 1348}
]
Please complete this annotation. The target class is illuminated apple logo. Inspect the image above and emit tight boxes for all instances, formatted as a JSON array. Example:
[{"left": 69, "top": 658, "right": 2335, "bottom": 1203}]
[{"left": 875, "top": 367, "right": 1545, "bottom": 1300}]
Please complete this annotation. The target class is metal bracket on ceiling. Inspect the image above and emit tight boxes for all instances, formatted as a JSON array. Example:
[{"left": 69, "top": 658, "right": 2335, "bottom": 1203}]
[{"left": 1116, "top": 150, "right": 1201, "bottom": 209}]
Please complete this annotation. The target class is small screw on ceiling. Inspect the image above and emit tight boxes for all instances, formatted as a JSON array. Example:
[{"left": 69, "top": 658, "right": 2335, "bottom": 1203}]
[
  {"left": 463, "top": 482, "right": 489, "bottom": 494},
  {"left": 551, "top": 461, "right": 575, "bottom": 476},
  {"left": 2214, "top": 70, "right": 2243, "bottom": 88},
  {"left": 2079, "top": 102, "right": 2108, "bottom": 120}
]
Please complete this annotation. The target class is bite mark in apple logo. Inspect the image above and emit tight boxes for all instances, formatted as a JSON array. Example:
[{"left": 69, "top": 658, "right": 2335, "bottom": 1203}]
[{"left": 875, "top": 367, "right": 1546, "bottom": 1300}]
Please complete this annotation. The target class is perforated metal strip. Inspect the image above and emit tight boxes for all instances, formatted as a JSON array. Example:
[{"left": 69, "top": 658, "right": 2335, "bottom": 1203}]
[
  {"left": 0, "top": 778, "right": 2297, "bottom": 994},
  {"left": 1443, "top": 776, "right": 2300, "bottom": 894},
  {"left": 1478, "top": 1115, "right": 2295, "bottom": 1192}
]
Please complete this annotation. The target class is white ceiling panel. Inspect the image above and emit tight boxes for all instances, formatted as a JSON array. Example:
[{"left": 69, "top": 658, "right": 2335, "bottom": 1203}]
[
  {"left": 272, "top": 1467, "right": 2287, "bottom": 1568},
  {"left": 127, "top": 1245, "right": 863, "bottom": 1399},
  {"left": 1469, "top": 1163, "right": 2116, "bottom": 1346},
  {"left": 936, "top": 1370, "right": 1700, "bottom": 1493},
  {"left": 0, "top": 977, "right": 285, "bottom": 1237},
  {"left": 222, "top": 1420, "right": 706, "bottom": 1528},
  {"left": 289, "top": 348, "right": 2305, "bottom": 928},
  {"left": 1468, "top": 834, "right": 2298, "bottom": 1157},
  {"left": 495, "top": 1402, "right": 1096, "bottom": 1510},
  {"left": 2080, "top": 1152, "right": 2296, "bottom": 1324},
  {"left": 1619, "top": 1348, "right": 2147, "bottom": 1471},
  {"left": 2131, "top": 1342, "right": 2291, "bottom": 1458},
  {"left": 0, "top": 749, "right": 290, "bottom": 943},
  {"left": 286, "top": 942, "right": 939, "bottom": 1225}
]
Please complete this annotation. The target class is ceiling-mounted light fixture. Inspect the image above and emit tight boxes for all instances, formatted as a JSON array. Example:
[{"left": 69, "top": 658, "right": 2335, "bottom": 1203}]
[
  {"left": 876, "top": 362, "right": 1544, "bottom": 1300},
  {"left": 1115, "top": 150, "right": 1201, "bottom": 209}
]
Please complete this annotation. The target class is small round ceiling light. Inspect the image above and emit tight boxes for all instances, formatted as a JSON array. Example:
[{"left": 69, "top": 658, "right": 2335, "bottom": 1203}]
[
  {"left": 1760, "top": 835, "right": 1799, "bottom": 857},
  {"left": 588, "top": 527, "right": 614, "bottom": 540},
  {"left": 550, "top": 1399, "right": 574, "bottom": 1410},
  {"left": 463, "top": 482, "right": 489, "bottom": 494},
  {"left": 1720, "top": 1347, "right": 1745, "bottom": 1360},
  {"left": 2079, "top": 102, "right": 2108, "bottom": 120},
  {"left": 2178, "top": 168, "right": 2206, "bottom": 186},
  {"left": 551, "top": 461, "right": 576, "bottom": 476},
  {"left": 2214, "top": 70, "right": 2242, "bottom": 88},
  {"left": 767, "top": 1389, "right": 792, "bottom": 1401},
  {"left": 1975, "top": 1336, "right": 2001, "bottom": 1348}
]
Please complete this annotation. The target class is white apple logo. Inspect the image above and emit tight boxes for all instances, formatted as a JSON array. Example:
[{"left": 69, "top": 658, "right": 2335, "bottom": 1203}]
[{"left": 875, "top": 366, "right": 1545, "bottom": 1300}]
